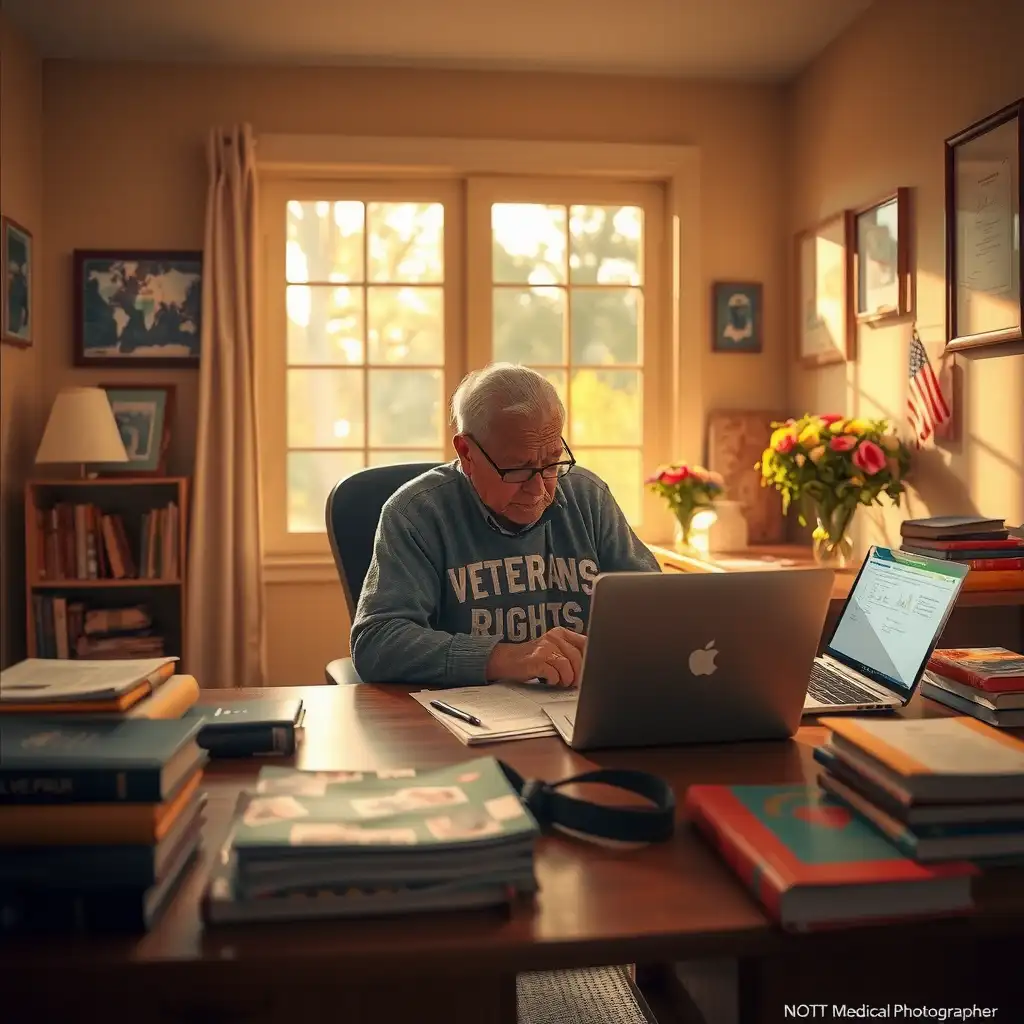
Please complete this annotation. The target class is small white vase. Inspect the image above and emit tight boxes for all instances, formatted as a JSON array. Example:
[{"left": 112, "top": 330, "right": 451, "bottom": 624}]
[{"left": 707, "top": 500, "right": 748, "bottom": 553}]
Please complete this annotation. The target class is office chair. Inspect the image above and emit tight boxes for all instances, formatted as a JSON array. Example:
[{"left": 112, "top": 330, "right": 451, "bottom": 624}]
[{"left": 323, "top": 462, "right": 440, "bottom": 685}]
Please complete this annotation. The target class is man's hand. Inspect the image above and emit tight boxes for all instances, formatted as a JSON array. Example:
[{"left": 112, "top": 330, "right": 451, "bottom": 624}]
[{"left": 485, "top": 627, "right": 587, "bottom": 687}]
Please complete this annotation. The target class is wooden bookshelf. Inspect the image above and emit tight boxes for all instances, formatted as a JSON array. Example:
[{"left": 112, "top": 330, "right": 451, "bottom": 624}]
[{"left": 25, "top": 476, "right": 189, "bottom": 665}]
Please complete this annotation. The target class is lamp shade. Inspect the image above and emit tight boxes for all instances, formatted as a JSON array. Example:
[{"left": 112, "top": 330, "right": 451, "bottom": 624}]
[{"left": 35, "top": 387, "right": 129, "bottom": 465}]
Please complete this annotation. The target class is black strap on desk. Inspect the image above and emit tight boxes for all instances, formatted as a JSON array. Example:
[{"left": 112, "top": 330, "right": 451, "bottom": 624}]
[{"left": 499, "top": 761, "right": 675, "bottom": 844}]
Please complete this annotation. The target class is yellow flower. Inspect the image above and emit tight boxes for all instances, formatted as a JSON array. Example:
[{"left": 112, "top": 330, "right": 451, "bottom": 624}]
[
  {"left": 808, "top": 444, "right": 826, "bottom": 464},
  {"left": 798, "top": 423, "right": 821, "bottom": 447},
  {"left": 879, "top": 433, "right": 900, "bottom": 452},
  {"left": 843, "top": 419, "right": 869, "bottom": 435},
  {"left": 770, "top": 425, "right": 797, "bottom": 449}
]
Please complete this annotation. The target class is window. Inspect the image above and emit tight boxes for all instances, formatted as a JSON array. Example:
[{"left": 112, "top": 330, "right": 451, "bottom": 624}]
[
  {"left": 260, "top": 172, "right": 671, "bottom": 557},
  {"left": 261, "top": 181, "right": 464, "bottom": 549}
]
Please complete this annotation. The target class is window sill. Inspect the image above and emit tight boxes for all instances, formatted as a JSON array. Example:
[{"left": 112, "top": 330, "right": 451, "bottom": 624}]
[{"left": 263, "top": 554, "right": 339, "bottom": 585}]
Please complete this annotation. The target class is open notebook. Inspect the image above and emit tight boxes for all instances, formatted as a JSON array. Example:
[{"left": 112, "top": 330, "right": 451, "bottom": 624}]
[{"left": 410, "top": 683, "right": 578, "bottom": 745}]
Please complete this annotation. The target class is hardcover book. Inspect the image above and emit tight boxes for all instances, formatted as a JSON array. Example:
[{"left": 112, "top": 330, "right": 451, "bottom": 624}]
[
  {"left": 685, "top": 783, "right": 977, "bottom": 931},
  {"left": 183, "top": 697, "right": 304, "bottom": 756}
]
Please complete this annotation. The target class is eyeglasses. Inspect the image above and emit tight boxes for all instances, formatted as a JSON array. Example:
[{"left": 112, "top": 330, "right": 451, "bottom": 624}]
[{"left": 467, "top": 434, "right": 576, "bottom": 483}]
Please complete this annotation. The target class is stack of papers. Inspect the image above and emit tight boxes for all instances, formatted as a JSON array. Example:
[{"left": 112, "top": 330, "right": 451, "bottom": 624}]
[{"left": 411, "top": 683, "right": 578, "bottom": 745}]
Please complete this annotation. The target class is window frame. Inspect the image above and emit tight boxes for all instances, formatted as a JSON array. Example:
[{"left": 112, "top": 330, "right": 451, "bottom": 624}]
[
  {"left": 257, "top": 137, "right": 700, "bottom": 582},
  {"left": 466, "top": 176, "right": 668, "bottom": 535}
]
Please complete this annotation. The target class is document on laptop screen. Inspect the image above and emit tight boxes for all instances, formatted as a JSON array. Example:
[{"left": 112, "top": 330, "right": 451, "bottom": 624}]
[{"left": 826, "top": 548, "right": 965, "bottom": 696}]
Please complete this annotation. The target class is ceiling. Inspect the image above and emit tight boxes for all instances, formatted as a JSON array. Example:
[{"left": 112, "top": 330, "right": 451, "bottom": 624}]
[{"left": 1, "top": 0, "right": 874, "bottom": 81}]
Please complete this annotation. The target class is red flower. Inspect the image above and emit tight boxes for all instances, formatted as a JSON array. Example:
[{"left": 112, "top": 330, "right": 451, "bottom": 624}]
[
  {"left": 852, "top": 439, "right": 887, "bottom": 476},
  {"left": 819, "top": 414, "right": 843, "bottom": 425},
  {"left": 661, "top": 466, "right": 690, "bottom": 485},
  {"left": 775, "top": 434, "right": 796, "bottom": 454},
  {"left": 829, "top": 434, "right": 856, "bottom": 452}
]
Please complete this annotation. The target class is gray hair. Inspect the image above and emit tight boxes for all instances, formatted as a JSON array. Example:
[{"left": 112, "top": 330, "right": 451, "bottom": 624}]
[{"left": 450, "top": 362, "right": 564, "bottom": 440}]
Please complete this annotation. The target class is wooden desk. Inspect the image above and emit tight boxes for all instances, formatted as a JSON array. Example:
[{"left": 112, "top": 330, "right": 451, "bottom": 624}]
[{"left": 5, "top": 686, "right": 1024, "bottom": 1024}]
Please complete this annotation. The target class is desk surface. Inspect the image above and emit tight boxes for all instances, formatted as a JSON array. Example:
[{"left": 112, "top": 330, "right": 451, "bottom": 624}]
[{"left": 6, "top": 686, "right": 1024, "bottom": 986}]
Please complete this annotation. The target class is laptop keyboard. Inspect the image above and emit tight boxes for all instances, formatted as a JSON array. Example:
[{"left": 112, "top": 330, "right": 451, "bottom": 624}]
[{"left": 807, "top": 663, "right": 882, "bottom": 706}]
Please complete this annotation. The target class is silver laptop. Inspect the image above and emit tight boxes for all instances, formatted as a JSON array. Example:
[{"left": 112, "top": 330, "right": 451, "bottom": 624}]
[
  {"left": 803, "top": 545, "right": 968, "bottom": 714},
  {"left": 542, "top": 567, "right": 835, "bottom": 751}
]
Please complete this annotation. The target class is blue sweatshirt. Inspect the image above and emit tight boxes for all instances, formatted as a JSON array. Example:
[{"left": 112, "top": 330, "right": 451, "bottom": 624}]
[{"left": 350, "top": 461, "right": 660, "bottom": 685}]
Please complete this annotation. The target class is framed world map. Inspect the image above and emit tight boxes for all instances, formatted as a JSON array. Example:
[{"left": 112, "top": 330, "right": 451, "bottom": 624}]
[{"left": 73, "top": 249, "right": 202, "bottom": 367}]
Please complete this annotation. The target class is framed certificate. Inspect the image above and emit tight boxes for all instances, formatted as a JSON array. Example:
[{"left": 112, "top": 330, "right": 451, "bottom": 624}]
[
  {"left": 945, "top": 98, "right": 1023, "bottom": 352},
  {"left": 854, "top": 189, "right": 910, "bottom": 324}
]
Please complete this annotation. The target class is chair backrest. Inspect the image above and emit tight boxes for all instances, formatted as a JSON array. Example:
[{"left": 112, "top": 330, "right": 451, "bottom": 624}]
[{"left": 325, "top": 462, "right": 441, "bottom": 618}]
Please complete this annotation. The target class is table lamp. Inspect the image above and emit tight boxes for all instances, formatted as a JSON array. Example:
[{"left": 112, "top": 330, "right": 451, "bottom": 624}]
[{"left": 35, "top": 386, "right": 130, "bottom": 478}]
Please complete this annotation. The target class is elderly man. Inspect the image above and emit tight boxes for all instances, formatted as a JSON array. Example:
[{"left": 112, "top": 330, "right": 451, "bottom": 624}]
[{"left": 350, "top": 362, "right": 660, "bottom": 686}]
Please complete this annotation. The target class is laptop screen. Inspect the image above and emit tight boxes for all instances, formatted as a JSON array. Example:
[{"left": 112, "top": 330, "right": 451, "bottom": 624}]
[{"left": 824, "top": 546, "right": 969, "bottom": 697}]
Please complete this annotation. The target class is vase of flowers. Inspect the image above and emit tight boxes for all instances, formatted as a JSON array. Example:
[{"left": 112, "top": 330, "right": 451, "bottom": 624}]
[
  {"left": 646, "top": 463, "right": 725, "bottom": 552},
  {"left": 757, "top": 414, "right": 911, "bottom": 569}
]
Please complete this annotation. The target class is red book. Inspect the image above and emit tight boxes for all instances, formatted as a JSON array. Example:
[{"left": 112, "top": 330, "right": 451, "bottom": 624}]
[
  {"left": 927, "top": 648, "right": 1024, "bottom": 693},
  {"left": 964, "top": 557, "right": 1024, "bottom": 571},
  {"left": 910, "top": 538, "right": 1023, "bottom": 551},
  {"left": 684, "top": 783, "right": 976, "bottom": 932}
]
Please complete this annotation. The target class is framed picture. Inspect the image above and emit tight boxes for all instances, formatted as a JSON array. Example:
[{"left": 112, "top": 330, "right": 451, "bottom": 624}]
[
  {"left": 73, "top": 249, "right": 202, "bottom": 367},
  {"left": 796, "top": 212, "right": 854, "bottom": 367},
  {"left": 711, "top": 282, "right": 762, "bottom": 353},
  {"left": 2, "top": 215, "right": 33, "bottom": 348},
  {"left": 98, "top": 384, "right": 175, "bottom": 476},
  {"left": 854, "top": 188, "right": 910, "bottom": 323},
  {"left": 945, "top": 98, "right": 1022, "bottom": 352}
]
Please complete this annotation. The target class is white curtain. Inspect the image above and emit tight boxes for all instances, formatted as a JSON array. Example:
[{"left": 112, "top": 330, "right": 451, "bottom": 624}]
[{"left": 185, "top": 124, "right": 267, "bottom": 689}]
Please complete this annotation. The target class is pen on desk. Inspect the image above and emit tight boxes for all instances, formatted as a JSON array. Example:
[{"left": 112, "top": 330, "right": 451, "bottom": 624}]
[{"left": 429, "top": 699, "right": 483, "bottom": 727}]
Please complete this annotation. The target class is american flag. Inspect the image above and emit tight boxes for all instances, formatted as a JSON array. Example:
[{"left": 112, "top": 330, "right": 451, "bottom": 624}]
[{"left": 907, "top": 330, "right": 951, "bottom": 447}]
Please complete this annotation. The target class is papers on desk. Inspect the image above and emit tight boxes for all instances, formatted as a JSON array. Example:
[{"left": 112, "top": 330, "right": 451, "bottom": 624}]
[{"left": 411, "top": 683, "right": 578, "bottom": 745}]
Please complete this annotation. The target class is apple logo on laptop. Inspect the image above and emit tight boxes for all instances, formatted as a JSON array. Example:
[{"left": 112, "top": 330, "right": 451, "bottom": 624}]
[{"left": 688, "top": 640, "right": 718, "bottom": 677}]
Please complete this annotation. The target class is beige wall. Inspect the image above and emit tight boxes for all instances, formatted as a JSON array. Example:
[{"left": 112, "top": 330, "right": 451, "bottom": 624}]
[
  {"left": 0, "top": 13, "right": 43, "bottom": 669},
  {"left": 38, "top": 62, "right": 788, "bottom": 683},
  {"left": 788, "top": 0, "right": 1024, "bottom": 555}
]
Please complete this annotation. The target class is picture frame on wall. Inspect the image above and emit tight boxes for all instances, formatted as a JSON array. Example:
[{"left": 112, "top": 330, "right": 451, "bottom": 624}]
[
  {"left": 944, "top": 98, "right": 1022, "bottom": 353},
  {"left": 98, "top": 384, "right": 175, "bottom": 476},
  {"left": 854, "top": 188, "right": 910, "bottom": 323},
  {"left": 711, "top": 282, "right": 762, "bottom": 353},
  {"left": 796, "top": 212, "right": 853, "bottom": 367},
  {"left": 2, "top": 215, "right": 33, "bottom": 348},
  {"left": 73, "top": 249, "right": 203, "bottom": 367}
]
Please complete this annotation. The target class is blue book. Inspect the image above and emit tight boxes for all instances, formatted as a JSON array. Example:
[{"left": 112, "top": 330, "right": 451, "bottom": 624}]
[
  {"left": 0, "top": 718, "right": 203, "bottom": 804},
  {"left": 183, "top": 697, "right": 303, "bottom": 757}
]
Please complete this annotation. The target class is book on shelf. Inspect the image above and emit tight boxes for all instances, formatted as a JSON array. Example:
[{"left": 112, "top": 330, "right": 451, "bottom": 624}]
[
  {"left": 683, "top": 782, "right": 977, "bottom": 932},
  {"left": 203, "top": 756, "right": 539, "bottom": 924},
  {"left": 33, "top": 498, "right": 180, "bottom": 581},
  {"left": 32, "top": 597, "right": 166, "bottom": 659}
]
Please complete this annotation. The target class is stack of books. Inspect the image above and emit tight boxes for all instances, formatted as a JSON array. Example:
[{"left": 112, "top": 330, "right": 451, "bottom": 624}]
[
  {"left": 0, "top": 658, "right": 305, "bottom": 756},
  {"left": 202, "top": 756, "right": 539, "bottom": 924},
  {"left": 814, "top": 717, "right": 1024, "bottom": 864},
  {"left": 899, "top": 515, "right": 1024, "bottom": 571},
  {"left": 922, "top": 647, "right": 1024, "bottom": 728},
  {"left": 0, "top": 717, "right": 207, "bottom": 933}
]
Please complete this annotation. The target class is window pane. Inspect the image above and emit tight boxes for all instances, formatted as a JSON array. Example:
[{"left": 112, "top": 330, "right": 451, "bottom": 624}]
[
  {"left": 570, "top": 288, "right": 639, "bottom": 365},
  {"left": 492, "top": 204, "right": 566, "bottom": 285},
  {"left": 286, "top": 285, "right": 363, "bottom": 365},
  {"left": 288, "top": 450, "right": 365, "bottom": 533},
  {"left": 367, "top": 286, "right": 444, "bottom": 365},
  {"left": 369, "top": 369, "right": 443, "bottom": 447},
  {"left": 569, "top": 205, "right": 642, "bottom": 285},
  {"left": 574, "top": 448, "right": 642, "bottom": 525},
  {"left": 286, "top": 200, "right": 363, "bottom": 283},
  {"left": 367, "top": 202, "right": 444, "bottom": 283},
  {"left": 368, "top": 449, "right": 445, "bottom": 468},
  {"left": 569, "top": 369, "right": 641, "bottom": 446},
  {"left": 493, "top": 286, "right": 565, "bottom": 364},
  {"left": 287, "top": 368, "right": 364, "bottom": 448}
]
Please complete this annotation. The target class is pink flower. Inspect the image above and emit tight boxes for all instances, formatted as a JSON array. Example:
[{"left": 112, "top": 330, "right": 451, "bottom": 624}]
[
  {"left": 661, "top": 467, "right": 690, "bottom": 485},
  {"left": 852, "top": 439, "right": 887, "bottom": 476},
  {"left": 819, "top": 414, "right": 844, "bottom": 425},
  {"left": 775, "top": 434, "right": 796, "bottom": 454},
  {"left": 829, "top": 435, "right": 857, "bottom": 452}
]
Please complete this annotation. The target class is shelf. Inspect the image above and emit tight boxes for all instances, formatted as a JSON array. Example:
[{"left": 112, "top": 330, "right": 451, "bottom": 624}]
[
  {"left": 28, "top": 476, "right": 188, "bottom": 487},
  {"left": 31, "top": 579, "right": 182, "bottom": 589}
]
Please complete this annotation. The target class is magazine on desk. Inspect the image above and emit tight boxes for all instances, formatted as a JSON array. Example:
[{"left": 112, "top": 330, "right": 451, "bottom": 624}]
[{"left": 202, "top": 756, "right": 540, "bottom": 924}]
